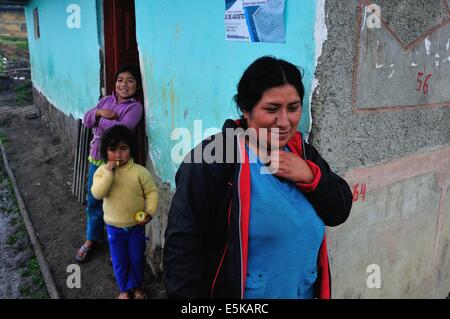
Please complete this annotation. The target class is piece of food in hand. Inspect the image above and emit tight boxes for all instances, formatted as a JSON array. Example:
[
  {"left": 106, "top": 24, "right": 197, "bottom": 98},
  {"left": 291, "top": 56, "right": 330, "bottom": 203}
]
[
  {"left": 134, "top": 211, "right": 148, "bottom": 222},
  {"left": 115, "top": 160, "right": 120, "bottom": 167}
]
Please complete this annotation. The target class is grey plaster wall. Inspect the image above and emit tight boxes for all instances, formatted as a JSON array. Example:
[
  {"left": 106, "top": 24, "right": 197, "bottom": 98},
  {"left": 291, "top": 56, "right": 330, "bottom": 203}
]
[
  {"left": 312, "top": 0, "right": 450, "bottom": 298},
  {"left": 311, "top": 0, "right": 449, "bottom": 175},
  {"left": 377, "top": 0, "right": 447, "bottom": 44},
  {"left": 328, "top": 173, "right": 442, "bottom": 298}
]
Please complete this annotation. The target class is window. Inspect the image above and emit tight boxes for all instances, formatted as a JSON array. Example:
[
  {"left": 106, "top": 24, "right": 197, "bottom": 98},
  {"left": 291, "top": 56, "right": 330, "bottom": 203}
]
[{"left": 33, "top": 7, "right": 40, "bottom": 39}]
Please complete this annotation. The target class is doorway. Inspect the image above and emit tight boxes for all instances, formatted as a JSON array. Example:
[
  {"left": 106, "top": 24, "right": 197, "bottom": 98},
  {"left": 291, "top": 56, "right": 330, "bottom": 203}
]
[
  {"left": 72, "top": 0, "right": 147, "bottom": 203},
  {"left": 103, "top": 0, "right": 147, "bottom": 166}
]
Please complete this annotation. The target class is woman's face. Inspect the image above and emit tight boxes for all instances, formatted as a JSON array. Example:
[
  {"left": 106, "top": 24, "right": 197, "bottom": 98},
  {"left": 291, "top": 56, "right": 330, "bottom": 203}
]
[
  {"left": 115, "top": 71, "right": 138, "bottom": 102},
  {"left": 243, "top": 84, "right": 301, "bottom": 149}
]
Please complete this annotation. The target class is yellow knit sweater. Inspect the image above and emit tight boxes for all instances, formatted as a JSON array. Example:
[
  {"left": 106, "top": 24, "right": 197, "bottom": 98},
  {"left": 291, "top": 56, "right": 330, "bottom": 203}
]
[{"left": 91, "top": 159, "right": 158, "bottom": 228}]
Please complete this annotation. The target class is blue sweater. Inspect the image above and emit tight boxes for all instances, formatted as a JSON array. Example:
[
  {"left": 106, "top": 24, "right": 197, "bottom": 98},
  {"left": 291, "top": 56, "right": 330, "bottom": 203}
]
[{"left": 244, "top": 146, "right": 325, "bottom": 299}]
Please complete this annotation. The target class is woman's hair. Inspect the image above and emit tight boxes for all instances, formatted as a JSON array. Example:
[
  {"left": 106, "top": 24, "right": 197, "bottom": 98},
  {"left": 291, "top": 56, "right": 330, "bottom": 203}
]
[
  {"left": 100, "top": 125, "right": 137, "bottom": 161},
  {"left": 114, "top": 64, "right": 142, "bottom": 94},
  {"left": 234, "top": 56, "right": 305, "bottom": 114}
]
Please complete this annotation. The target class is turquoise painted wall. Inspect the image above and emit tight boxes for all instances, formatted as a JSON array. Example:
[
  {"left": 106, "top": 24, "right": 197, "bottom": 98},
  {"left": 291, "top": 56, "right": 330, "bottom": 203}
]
[
  {"left": 135, "top": 0, "right": 318, "bottom": 185},
  {"left": 25, "top": 0, "right": 100, "bottom": 119}
]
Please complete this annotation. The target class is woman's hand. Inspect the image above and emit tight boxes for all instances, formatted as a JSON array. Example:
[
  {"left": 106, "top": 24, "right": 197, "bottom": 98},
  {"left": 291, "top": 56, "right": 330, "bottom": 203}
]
[
  {"left": 96, "top": 109, "right": 118, "bottom": 120},
  {"left": 269, "top": 150, "right": 314, "bottom": 184}
]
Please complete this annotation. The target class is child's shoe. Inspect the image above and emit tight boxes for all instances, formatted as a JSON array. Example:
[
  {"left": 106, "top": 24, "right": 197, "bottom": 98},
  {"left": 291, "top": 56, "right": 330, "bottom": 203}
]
[
  {"left": 117, "top": 291, "right": 130, "bottom": 299},
  {"left": 133, "top": 288, "right": 146, "bottom": 299}
]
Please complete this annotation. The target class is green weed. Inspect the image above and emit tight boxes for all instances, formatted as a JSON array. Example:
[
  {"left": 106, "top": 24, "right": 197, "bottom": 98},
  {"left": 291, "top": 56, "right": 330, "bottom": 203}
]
[
  {"left": 0, "top": 35, "right": 27, "bottom": 43},
  {"left": 6, "top": 222, "right": 26, "bottom": 246},
  {"left": 15, "top": 80, "right": 31, "bottom": 104},
  {"left": 19, "top": 258, "right": 48, "bottom": 299}
]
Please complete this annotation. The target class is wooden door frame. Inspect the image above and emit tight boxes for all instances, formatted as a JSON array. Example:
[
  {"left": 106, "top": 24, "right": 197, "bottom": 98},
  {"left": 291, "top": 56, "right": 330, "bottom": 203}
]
[
  {"left": 102, "top": 0, "right": 147, "bottom": 166},
  {"left": 103, "top": 0, "right": 120, "bottom": 95}
]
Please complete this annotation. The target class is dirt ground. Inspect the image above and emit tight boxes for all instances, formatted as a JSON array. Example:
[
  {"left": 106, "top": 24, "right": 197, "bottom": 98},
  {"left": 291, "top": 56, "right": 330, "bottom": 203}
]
[
  {"left": 0, "top": 97, "right": 165, "bottom": 299},
  {"left": 0, "top": 163, "right": 32, "bottom": 298},
  {"left": 0, "top": 189, "right": 23, "bottom": 298},
  {"left": 0, "top": 158, "right": 47, "bottom": 299}
]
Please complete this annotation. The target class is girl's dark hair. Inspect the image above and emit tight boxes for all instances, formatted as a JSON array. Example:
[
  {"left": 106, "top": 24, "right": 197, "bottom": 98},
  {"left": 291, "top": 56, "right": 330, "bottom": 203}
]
[
  {"left": 100, "top": 125, "right": 137, "bottom": 161},
  {"left": 234, "top": 56, "right": 305, "bottom": 114},
  {"left": 114, "top": 64, "right": 142, "bottom": 96}
]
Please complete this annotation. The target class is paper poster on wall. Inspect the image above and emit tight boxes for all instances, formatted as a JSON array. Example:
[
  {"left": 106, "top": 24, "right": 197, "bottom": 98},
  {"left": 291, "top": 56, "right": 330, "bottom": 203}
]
[{"left": 225, "top": 0, "right": 286, "bottom": 43}]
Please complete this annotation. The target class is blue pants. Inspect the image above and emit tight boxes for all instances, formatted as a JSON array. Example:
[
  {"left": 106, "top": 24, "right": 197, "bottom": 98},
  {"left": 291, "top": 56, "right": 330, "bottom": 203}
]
[
  {"left": 106, "top": 224, "right": 146, "bottom": 292},
  {"left": 86, "top": 163, "right": 104, "bottom": 241}
]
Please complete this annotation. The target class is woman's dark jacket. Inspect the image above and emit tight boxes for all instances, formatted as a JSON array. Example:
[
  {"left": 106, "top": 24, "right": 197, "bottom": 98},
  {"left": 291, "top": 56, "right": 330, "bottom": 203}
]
[{"left": 163, "top": 119, "right": 353, "bottom": 299}]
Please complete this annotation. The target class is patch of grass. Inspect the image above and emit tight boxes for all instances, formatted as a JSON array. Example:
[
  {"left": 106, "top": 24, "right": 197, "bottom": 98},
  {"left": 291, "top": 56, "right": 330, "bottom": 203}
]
[
  {"left": 6, "top": 234, "right": 17, "bottom": 246},
  {"left": 0, "top": 166, "right": 6, "bottom": 184},
  {"left": 16, "top": 41, "right": 28, "bottom": 52},
  {"left": 0, "top": 35, "right": 27, "bottom": 44},
  {"left": 6, "top": 222, "right": 27, "bottom": 246},
  {"left": 15, "top": 80, "right": 31, "bottom": 104},
  {"left": 0, "top": 132, "right": 5, "bottom": 142},
  {"left": 6, "top": 180, "right": 14, "bottom": 194},
  {"left": 19, "top": 258, "right": 49, "bottom": 299},
  {"left": 6, "top": 203, "right": 48, "bottom": 299},
  {"left": 0, "top": 172, "right": 15, "bottom": 196},
  {"left": 0, "top": 36, "right": 28, "bottom": 57},
  {"left": 8, "top": 215, "right": 19, "bottom": 225},
  {"left": 0, "top": 36, "right": 29, "bottom": 69},
  {"left": 0, "top": 175, "right": 15, "bottom": 199},
  {"left": 0, "top": 161, "right": 15, "bottom": 204},
  {"left": 21, "top": 258, "right": 39, "bottom": 277},
  {"left": 2, "top": 164, "right": 24, "bottom": 242}
]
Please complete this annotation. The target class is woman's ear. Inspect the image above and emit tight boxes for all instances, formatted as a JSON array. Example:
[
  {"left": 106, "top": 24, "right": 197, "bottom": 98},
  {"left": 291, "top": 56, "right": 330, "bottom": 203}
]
[{"left": 243, "top": 111, "right": 250, "bottom": 121}]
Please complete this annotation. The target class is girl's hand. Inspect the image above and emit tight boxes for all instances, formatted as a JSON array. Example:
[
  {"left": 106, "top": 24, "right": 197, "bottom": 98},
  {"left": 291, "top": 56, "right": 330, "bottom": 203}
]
[
  {"left": 106, "top": 161, "right": 118, "bottom": 172},
  {"left": 268, "top": 150, "right": 314, "bottom": 183},
  {"left": 96, "top": 109, "right": 118, "bottom": 120},
  {"left": 139, "top": 214, "right": 152, "bottom": 226}
]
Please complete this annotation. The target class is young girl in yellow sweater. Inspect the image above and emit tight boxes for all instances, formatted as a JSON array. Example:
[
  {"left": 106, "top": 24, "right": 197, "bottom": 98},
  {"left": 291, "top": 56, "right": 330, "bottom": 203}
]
[{"left": 91, "top": 125, "right": 158, "bottom": 299}]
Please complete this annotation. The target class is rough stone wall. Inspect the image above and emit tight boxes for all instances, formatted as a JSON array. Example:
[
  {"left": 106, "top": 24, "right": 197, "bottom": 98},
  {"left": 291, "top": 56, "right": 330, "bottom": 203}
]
[
  {"left": 0, "top": 8, "right": 27, "bottom": 38},
  {"left": 32, "top": 88, "right": 78, "bottom": 155}
]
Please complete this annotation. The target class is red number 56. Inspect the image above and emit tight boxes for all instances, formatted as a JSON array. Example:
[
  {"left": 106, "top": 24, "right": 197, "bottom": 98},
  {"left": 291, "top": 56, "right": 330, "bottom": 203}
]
[{"left": 416, "top": 71, "right": 432, "bottom": 95}]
